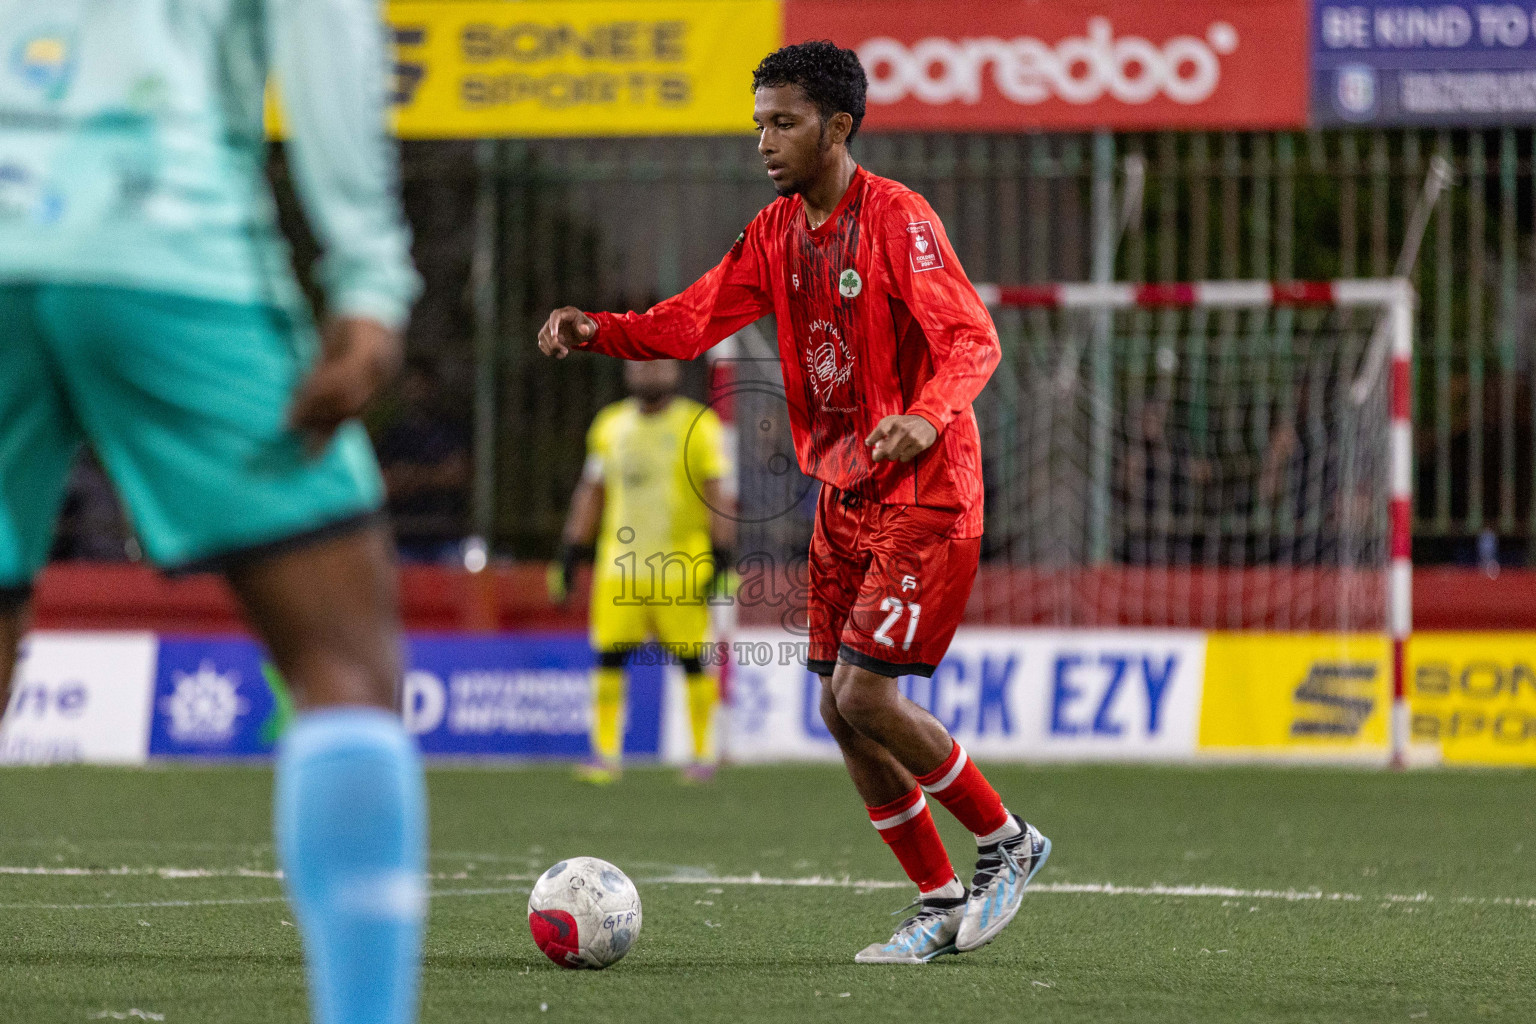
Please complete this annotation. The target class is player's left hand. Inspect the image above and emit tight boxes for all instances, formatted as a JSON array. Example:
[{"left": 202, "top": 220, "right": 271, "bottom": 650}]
[
  {"left": 866, "top": 415, "right": 939, "bottom": 463},
  {"left": 289, "top": 317, "right": 403, "bottom": 451}
]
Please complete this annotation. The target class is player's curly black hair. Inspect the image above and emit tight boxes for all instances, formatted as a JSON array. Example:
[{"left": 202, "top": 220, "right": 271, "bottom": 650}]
[{"left": 752, "top": 41, "right": 868, "bottom": 142}]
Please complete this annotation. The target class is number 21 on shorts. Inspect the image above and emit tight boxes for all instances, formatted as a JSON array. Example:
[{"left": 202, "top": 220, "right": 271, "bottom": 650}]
[{"left": 873, "top": 597, "right": 921, "bottom": 650}]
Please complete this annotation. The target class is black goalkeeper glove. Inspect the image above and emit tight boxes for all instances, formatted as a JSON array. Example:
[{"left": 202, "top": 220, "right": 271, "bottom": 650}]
[
  {"left": 710, "top": 545, "right": 737, "bottom": 600},
  {"left": 547, "top": 543, "right": 592, "bottom": 605}
]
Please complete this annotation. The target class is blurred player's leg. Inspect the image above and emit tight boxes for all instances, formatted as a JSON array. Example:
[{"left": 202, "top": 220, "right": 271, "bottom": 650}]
[
  {"left": 0, "top": 602, "right": 24, "bottom": 716},
  {"left": 658, "top": 595, "right": 717, "bottom": 781},
  {"left": 680, "top": 654, "right": 718, "bottom": 781},
  {"left": 0, "top": 286, "right": 87, "bottom": 729},
  {"left": 584, "top": 649, "right": 627, "bottom": 783},
  {"left": 227, "top": 526, "right": 425, "bottom": 1024},
  {"left": 587, "top": 568, "right": 648, "bottom": 782}
]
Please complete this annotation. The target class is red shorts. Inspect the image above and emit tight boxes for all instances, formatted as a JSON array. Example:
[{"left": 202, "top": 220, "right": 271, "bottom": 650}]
[{"left": 807, "top": 485, "right": 980, "bottom": 679}]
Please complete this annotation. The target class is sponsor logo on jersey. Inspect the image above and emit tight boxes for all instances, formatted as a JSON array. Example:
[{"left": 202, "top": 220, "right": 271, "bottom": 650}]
[
  {"left": 804, "top": 319, "right": 856, "bottom": 412},
  {"left": 838, "top": 268, "right": 862, "bottom": 298},
  {"left": 907, "top": 221, "right": 944, "bottom": 273},
  {"left": 11, "top": 32, "right": 74, "bottom": 101}
]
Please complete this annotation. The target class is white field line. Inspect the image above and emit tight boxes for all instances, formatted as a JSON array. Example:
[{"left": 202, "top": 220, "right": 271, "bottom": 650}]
[
  {"left": 2, "top": 866, "right": 1534, "bottom": 911},
  {"left": 0, "top": 887, "right": 534, "bottom": 912},
  {"left": 0, "top": 866, "right": 283, "bottom": 879}
]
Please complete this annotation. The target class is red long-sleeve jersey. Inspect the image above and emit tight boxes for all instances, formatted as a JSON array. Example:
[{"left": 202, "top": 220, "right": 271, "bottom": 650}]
[{"left": 580, "top": 166, "right": 1000, "bottom": 538}]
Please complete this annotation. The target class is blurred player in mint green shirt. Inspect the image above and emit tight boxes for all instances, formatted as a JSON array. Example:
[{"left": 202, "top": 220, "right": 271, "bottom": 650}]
[{"left": 0, "top": 4, "right": 429, "bottom": 1023}]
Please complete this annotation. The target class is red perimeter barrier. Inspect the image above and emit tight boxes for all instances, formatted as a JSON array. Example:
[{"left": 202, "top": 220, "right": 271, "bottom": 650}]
[
  {"left": 23, "top": 562, "right": 1536, "bottom": 634},
  {"left": 27, "top": 563, "right": 586, "bottom": 633}
]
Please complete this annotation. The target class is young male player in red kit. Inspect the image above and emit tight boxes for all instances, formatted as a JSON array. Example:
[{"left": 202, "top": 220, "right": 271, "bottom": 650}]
[{"left": 538, "top": 41, "right": 1050, "bottom": 964}]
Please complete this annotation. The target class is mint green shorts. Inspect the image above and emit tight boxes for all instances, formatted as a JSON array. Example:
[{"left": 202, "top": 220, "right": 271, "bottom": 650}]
[{"left": 0, "top": 284, "right": 385, "bottom": 599}]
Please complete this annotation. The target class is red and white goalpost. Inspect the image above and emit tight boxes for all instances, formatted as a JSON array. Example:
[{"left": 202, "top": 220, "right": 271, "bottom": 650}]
[{"left": 973, "top": 279, "right": 1414, "bottom": 766}]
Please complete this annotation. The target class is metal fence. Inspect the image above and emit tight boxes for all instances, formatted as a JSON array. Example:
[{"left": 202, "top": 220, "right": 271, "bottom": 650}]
[{"left": 395, "top": 129, "right": 1532, "bottom": 564}]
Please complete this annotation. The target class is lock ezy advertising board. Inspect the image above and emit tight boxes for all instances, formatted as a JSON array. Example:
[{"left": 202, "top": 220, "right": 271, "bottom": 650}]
[
  {"left": 1314, "top": 2, "right": 1536, "bottom": 124},
  {"left": 726, "top": 628, "right": 1208, "bottom": 762},
  {"left": 784, "top": 0, "right": 1309, "bottom": 131}
]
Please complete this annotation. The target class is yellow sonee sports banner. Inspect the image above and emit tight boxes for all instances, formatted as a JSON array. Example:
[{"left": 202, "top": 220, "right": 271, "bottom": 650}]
[
  {"left": 269, "top": 2, "right": 781, "bottom": 138},
  {"left": 1199, "top": 632, "right": 1536, "bottom": 766},
  {"left": 1407, "top": 633, "right": 1536, "bottom": 766},
  {"left": 1199, "top": 634, "right": 1392, "bottom": 760},
  {"left": 388, "top": 0, "right": 780, "bottom": 137}
]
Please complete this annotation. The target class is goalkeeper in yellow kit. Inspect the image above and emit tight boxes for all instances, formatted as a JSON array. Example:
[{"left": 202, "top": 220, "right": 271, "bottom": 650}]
[{"left": 552, "top": 360, "right": 735, "bottom": 783}]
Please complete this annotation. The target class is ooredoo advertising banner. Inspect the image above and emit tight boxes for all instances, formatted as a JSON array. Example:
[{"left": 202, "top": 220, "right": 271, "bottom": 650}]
[
  {"left": 1313, "top": 2, "right": 1536, "bottom": 125},
  {"left": 784, "top": 0, "right": 1310, "bottom": 131}
]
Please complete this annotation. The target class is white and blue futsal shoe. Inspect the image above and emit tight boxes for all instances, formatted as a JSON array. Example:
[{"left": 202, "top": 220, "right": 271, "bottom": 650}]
[
  {"left": 955, "top": 816, "right": 1051, "bottom": 952},
  {"left": 853, "top": 892, "right": 967, "bottom": 964}
]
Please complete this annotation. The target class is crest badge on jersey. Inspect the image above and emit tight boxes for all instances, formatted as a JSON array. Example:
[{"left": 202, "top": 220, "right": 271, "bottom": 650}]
[
  {"left": 838, "top": 268, "right": 862, "bottom": 299},
  {"left": 907, "top": 221, "right": 944, "bottom": 273},
  {"left": 12, "top": 32, "right": 75, "bottom": 101}
]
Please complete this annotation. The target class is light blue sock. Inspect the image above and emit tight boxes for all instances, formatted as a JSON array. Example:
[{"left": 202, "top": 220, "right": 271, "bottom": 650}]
[{"left": 275, "top": 708, "right": 426, "bottom": 1024}]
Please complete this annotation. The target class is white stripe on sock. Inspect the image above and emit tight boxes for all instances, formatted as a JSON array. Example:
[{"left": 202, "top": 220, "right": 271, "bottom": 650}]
[
  {"left": 920, "top": 877, "right": 965, "bottom": 900},
  {"left": 920, "top": 745, "right": 968, "bottom": 795},
  {"left": 332, "top": 872, "right": 426, "bottom": 921},
  {"left": 870, "top": 795, "right": 928, "bottom": 830},
  {"left": 976, "top": 816, "right": 1022, "bottom": 846}
]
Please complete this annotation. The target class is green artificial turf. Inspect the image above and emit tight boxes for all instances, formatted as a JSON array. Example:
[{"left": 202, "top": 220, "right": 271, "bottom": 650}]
[{"left": 0, "top": 763, "right": 1532, "bottom": 1023}]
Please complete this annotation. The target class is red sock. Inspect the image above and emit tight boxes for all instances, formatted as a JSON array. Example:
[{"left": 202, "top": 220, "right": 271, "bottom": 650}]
[
  {"left": 915, "top": 742, "right": 1010, "bottom": 838},
  {"left": 866, "top": 789, "right": 955, "bottom": 894}
]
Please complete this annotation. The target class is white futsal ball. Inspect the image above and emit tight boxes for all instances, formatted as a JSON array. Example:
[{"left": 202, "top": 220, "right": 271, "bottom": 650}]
[{"left": 527, "top": 856, "right": 642, "bottom": 969}]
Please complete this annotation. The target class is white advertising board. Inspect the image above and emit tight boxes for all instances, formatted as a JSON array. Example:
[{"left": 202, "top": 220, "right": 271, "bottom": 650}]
[{"left": 0, "top": 632, "right": 158, "bottom": 765}]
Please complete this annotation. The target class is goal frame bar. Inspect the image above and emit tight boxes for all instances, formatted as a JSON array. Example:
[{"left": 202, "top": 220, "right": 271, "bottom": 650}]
[{"left": 975, "top": 278, "right": 1415, "bottom": 768}]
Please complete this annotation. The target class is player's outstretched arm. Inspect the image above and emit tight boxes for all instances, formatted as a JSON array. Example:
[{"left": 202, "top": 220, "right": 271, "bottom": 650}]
[{"left": 536, "top": 219, "right": 774, "bottom": 362}]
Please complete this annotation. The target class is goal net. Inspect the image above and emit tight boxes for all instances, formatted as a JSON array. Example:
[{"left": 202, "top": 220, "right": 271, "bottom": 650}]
[{"left": 971, "top": 281, "right": 1411, "bottom": 637}]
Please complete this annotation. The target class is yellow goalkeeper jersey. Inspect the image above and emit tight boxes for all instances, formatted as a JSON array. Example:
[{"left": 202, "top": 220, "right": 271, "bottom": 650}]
[{"left": 586, "top": 397, "right": 729, "bottom": 594}]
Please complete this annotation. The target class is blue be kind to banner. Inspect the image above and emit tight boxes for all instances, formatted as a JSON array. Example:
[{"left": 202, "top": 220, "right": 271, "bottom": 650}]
[
  {"left": 149, "top": 633, "right": 663, "bottom": 759},
  {"left": 1314, "top": 2, "right": 1536, "bottom": 125}
]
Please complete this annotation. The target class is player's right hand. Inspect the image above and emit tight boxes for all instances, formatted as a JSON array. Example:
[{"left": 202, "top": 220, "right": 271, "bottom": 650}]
[
  {"left": 289, "top": 316, "right": 402, "bottom": 452},
  {"left": 538, "top": 307, "right": 597, "bottom": 359}
]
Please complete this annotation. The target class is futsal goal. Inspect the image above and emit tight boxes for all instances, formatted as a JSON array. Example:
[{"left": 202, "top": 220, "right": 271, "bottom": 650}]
[{"left": 971, "top": 279, "right": 1414, "bottom": 764}]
